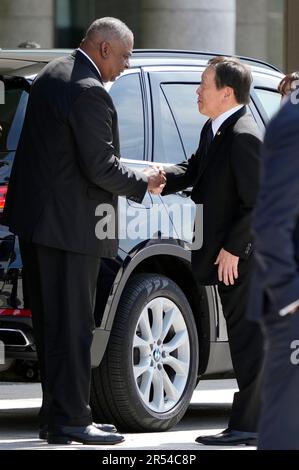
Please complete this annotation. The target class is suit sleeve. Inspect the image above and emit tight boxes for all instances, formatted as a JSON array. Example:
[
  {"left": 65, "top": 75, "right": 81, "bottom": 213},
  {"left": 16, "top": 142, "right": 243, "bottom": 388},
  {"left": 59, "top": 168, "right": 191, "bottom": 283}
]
[
  {"left": 253, "top": 108, "right": 299, "bottom": 311},
  {"left": 162, "top": 152, "right": 199, "bottom": 195},
  {"left": 68, "top": 86, "right": 148, "bottom": 203},
  {"left": 162, "top": 121, "right": 209, "bottom": 195},
  {"left": 223, "top": 132, "right": 261, "bottom": 258}
]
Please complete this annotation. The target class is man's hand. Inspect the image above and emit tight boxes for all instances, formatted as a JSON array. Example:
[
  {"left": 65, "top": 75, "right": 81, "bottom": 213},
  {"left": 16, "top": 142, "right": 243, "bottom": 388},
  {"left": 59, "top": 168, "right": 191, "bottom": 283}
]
[
  {"left": 143, "top": 166, "right": 166, "bottom": 195},
  {"left": 215, "top": 248, "right": 239, "bottom": 286}
]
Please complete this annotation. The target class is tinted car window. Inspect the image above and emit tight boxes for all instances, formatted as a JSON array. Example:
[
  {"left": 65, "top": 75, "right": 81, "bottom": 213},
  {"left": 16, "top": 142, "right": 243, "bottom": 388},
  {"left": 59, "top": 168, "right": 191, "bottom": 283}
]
[
  {"left": 161, "top": 83, "right": 207, "bottom": 157},
  {"left": 109, "top": 73, "right": 144, "bottom": 160},
  {"left": 152, "top": 86, "right": 186, "bottom": 164},
  {"left": 0, "top": 84, "right": 28, "bottom": 152},
  {"left": 254, "top": 88, "right": 281, "bottom": 120}
]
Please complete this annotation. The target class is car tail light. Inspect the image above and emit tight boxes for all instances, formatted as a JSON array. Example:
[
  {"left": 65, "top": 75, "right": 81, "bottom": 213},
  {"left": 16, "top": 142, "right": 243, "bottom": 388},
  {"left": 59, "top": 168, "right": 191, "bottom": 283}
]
[
  {"left": 0, "top": 185, "right": 8, "bottom": 212},
  {"left": 0, "top": 309, "right": 32, "bottom": 318}
]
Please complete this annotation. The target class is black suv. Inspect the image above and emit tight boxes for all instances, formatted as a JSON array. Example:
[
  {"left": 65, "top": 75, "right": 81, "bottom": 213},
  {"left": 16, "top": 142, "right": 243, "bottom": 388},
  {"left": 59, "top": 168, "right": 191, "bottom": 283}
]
[{"left": 0, "top": 49, "right": 282, "bottom": 432}]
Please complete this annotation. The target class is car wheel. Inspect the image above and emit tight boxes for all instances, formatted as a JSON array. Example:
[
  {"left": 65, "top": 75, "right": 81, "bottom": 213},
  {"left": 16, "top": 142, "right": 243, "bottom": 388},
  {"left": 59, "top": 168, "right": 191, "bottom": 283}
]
[{"left": 91, "top": 273, "right": 199, "bottom": 432}]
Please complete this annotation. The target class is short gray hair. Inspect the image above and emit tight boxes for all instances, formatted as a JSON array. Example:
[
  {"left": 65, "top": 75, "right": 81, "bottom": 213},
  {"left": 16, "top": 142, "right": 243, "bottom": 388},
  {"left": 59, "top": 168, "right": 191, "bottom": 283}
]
[{"left": 86, "top": 17, "right": 133, "bottom": 43}]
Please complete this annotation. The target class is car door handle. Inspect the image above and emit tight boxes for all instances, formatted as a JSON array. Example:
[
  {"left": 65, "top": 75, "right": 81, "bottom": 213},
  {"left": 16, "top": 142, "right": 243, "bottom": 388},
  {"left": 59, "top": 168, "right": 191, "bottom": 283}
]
[{"left": 177, "top": 187, "right": 192, "bottom": 197}]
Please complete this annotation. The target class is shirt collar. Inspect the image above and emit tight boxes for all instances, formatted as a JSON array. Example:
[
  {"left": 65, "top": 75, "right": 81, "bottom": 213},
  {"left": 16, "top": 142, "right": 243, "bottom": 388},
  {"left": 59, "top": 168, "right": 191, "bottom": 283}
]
[
  {"left": 211, "top": 104, "right": 243, "bottom": 136},
  {"left": 77, "top": 48, "right": 102, "bottom": 78}
]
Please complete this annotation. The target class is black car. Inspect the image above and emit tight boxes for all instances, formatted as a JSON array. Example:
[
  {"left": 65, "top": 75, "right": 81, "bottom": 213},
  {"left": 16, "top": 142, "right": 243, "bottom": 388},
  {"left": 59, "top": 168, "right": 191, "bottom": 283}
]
[{"left": 0, "top": 49, "right": 283, "bottom": 432}]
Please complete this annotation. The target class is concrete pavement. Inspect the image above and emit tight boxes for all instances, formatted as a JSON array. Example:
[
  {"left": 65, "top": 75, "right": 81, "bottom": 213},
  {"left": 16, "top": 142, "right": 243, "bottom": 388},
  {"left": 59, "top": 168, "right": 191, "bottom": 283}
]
[{"left": 0, "top": 379, "right": 256, "bottom": 450}]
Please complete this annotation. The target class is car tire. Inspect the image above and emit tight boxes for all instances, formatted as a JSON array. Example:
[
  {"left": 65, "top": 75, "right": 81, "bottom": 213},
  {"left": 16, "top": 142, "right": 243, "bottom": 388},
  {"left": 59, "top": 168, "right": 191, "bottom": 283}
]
[{"left": 91, "top": 273, "right": 199, "bottom": 432}]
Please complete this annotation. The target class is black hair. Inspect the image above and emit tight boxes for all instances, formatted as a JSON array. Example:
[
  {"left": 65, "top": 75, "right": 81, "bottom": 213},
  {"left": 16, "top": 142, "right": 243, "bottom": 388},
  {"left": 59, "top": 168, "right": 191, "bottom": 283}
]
[{"left": 208, "top": 56, "right": 252, "bottom": 104}]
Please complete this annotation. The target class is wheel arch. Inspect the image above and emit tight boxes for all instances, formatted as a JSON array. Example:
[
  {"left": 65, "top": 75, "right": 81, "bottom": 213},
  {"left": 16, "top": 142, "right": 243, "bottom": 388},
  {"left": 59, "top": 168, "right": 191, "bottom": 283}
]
[{"left": 92, "top": 243, "right": 214, "bottom": 374}]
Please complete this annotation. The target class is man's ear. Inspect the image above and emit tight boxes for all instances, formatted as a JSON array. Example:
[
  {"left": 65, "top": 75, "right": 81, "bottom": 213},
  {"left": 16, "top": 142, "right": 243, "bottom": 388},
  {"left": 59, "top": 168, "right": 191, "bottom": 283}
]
[
  {"left": 224, "top": 86, "right": 233, "bottom": 99},
  {"left": 99, "top": 41, "right": 110, "bottom": 59}
]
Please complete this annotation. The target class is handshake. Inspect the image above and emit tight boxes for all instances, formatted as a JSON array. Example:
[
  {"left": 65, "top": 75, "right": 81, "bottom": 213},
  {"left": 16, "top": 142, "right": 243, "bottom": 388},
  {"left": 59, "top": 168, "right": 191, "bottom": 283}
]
[{"left": 143, "top": 165, "right": 166, "bottom": 195}]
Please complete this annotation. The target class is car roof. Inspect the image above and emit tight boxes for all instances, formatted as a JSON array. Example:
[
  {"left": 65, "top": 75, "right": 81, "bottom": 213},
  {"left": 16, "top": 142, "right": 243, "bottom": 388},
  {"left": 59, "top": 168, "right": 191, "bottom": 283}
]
[
  {"left": 0, "top": 48, "right": 282, "bottom": 79},
  {"left": 0, "top": 49, "right": 72, "bottom": 76}
]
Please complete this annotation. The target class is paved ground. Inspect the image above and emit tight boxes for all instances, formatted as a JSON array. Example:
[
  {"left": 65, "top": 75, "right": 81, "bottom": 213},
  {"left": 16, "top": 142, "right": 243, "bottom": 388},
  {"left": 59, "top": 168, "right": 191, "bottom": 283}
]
[{"left": 0, "top": 379, "right": 256, "bottom": 451}]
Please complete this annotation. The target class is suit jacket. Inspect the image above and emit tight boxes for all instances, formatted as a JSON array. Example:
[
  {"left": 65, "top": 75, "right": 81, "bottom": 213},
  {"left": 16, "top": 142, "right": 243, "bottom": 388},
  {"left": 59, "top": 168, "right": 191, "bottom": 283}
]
[
  {"left": 248, "top": 97, "right": 299, "bottom": 322},
  {"left": 3, "top": 50, "right": 148, "bottom": 258},
  {"left": 164, "top": 107, "right": 262, "bottom": 284}
]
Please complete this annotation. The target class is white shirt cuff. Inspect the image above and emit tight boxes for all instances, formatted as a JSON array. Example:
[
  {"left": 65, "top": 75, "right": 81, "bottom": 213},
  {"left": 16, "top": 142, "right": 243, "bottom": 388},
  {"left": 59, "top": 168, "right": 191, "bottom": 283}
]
[{"left": 279, "top": 299, "right": 299, "bottom": 316}]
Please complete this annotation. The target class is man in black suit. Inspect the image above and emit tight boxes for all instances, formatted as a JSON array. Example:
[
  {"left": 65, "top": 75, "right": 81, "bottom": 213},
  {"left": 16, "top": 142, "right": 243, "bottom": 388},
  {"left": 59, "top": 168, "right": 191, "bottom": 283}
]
[
  {"left": 3, "top": 17, "right": 165, "bottom": 445},
  {"left": 249, "top": 91, "right": 299, "bottom": 449},
  {"left": 162, "top": 57, "right": 263, "bottom": 445}
]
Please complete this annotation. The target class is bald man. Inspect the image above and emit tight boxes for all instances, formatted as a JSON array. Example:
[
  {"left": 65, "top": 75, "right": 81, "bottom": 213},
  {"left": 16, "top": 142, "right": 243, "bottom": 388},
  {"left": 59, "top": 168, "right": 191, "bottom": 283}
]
[{"left": 3, "top": 17, "right": 165, "bottom": 445}]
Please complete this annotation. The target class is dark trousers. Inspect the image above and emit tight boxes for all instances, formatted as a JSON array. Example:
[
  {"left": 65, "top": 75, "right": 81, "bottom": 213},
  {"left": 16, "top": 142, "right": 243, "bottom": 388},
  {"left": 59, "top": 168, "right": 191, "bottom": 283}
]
[
  {"left": 19, "top": 239, "right": 101, "bottom": 427},
  {"left": 218, "top": 258, "right": 264, "bottom": 432},
  {"left": 258, "top": 308, "right": 299, "bottom": 450}
]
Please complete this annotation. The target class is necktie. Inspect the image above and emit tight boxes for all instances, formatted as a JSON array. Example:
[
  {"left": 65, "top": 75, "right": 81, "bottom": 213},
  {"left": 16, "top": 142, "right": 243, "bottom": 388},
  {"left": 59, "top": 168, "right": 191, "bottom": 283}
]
[{"left": 205, "top": 121, "right": 214, "bottom": 149}]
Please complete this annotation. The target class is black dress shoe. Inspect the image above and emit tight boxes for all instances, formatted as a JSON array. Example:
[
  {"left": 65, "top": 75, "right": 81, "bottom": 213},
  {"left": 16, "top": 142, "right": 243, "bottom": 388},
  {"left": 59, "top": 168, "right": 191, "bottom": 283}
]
[
  {"left": 195, "top": 428, "right": 257, "bottom": 446},
  {"left": 47, "top": 424, "right": 124, "bottom": 445},
  {"left": 39, "top": 422, "right": 117, "bottom": 440}
]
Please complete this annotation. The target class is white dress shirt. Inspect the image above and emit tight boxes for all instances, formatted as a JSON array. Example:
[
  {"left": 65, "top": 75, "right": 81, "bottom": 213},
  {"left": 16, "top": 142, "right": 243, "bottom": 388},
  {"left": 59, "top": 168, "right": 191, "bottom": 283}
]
[
  {"left": 211, "top": 104, "right": 243, "bottom": 137},
  {"left": 279, "top": 299, "right": 299, "bottom": 316}
]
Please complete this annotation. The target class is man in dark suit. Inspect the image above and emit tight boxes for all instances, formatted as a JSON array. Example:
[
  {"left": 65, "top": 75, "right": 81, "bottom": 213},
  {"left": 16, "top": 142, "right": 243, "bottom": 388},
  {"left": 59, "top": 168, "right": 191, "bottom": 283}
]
[
  {"left": 3, "top": 17, "right": 165, "bottom": 445},
  {"left": 249, "top": 91, "right": 299, "bottom": 449},
  {"left": 162, "top": 57, "right": 263, "bottom": 445}
]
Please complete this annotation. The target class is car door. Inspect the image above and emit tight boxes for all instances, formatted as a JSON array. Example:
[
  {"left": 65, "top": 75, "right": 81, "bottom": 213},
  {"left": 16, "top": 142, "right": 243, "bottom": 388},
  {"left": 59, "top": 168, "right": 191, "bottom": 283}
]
[
  {"left": 145, "top": 69, "right": 230, "bottom": 345},
  {"left": 145, "top": 69, "right": 205, "bottom": 249},
  {"left": 108, "top": 69, "right": 170, "bottom": 253}
]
